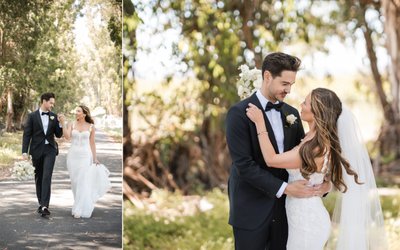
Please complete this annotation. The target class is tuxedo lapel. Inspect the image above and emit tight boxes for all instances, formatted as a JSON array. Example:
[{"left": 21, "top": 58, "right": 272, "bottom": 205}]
[
  {"left": 280, "top": 104, "right": 291, "bottom": 151},
  {"left": 35, "top": 110, "right": 45, "bottom": 135},
  {"left": 281, "top": 103, "right": 297, "bottom": 152},
  {"left": 46, "top": 112, "right": 54, "bottom": 136},
  {"left": 249, "top": 94, "right": 280, "bottom": 153}
]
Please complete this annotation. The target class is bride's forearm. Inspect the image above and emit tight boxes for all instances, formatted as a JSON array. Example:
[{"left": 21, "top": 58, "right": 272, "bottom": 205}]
[
  {"left": 91, "top": 145, "right": 96, "bottom": 159},
  {"left": 255, "top": 122, "right": 279, "bottom": 167},
  {"left": 90, "top": 143, "right": 97, "bottom": 162}
]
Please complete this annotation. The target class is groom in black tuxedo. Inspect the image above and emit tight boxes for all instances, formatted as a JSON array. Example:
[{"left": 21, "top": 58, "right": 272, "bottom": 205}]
[
  {"left": 22, "top": 92, "right": 63, "bottom": 216},
  {"left": 226, "top": 53, "right": 329, "bottom": 250}
]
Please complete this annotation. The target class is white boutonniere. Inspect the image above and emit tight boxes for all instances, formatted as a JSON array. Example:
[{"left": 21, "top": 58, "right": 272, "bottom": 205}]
[
  {"left": 50, "top": 115, "right": 55, "bottom": 120},
  {"left": 286, "top": 114, "right": 297, "bottom": 126}
]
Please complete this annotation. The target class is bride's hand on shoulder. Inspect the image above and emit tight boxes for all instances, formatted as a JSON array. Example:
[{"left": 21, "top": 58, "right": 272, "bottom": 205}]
[{"left": 246, "top": 103, "right": 264, "bottom": 124}]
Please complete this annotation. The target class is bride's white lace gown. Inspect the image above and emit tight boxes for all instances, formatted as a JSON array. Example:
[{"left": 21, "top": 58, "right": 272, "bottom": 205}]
[
  {"left": 66, "top": 126, "right": 111, "bottom": 218},
  {"left": 285, "top": 154, "right": 331, "bottom": 250}
]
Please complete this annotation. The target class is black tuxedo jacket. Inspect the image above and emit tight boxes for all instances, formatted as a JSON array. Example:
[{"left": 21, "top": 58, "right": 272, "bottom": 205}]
[
  {"left": 22, "top": 110, "right": 63, "bottom": 159},
  {"left": 226, "top": 93, "right": 305, "bottom": 230}
]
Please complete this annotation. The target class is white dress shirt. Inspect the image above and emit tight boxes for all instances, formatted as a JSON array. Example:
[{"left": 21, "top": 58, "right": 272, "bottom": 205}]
[
  {"left": 255, "top": 90, "right": 287, "bottom": 198},
  {"left": 39, "top": 108, "right": 50, "bottom": 144}
]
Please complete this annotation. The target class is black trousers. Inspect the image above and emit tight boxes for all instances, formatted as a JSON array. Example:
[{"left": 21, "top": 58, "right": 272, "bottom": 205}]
[
  {"left": 32, "top": 144, "right": 57, "bottom": 208},
  {"left": 233, "top": 198, "right": 288, "bottom": 250}
]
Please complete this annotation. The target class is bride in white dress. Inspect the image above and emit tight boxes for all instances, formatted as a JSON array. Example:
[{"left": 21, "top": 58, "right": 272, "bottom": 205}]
[
  {"left": 59, "top": 105, "right": 110, "bottom": 218},
  {"left": 246, "top": 88, "right": 387, "bottom": 250}
]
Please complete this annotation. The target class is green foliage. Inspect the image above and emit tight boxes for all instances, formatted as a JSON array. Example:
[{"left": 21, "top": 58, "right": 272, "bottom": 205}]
[
  {"left": 323, "top": 190, "right": 400, "bottom": 219},
  {"left": 0, "top": 0, "right": 122, "bottom": 128},
  {"left": 151, "top": 0, "right": 334, "bottom": 110},
  {"left": 76, "top": 0, "right": 122, "bottom": 115},
  {"left": 126, "top": 0, "right": 400, "bottom": 205},
  {"left": 381, "top": 195, "right": 400, "bottom": 219},
  {"left": 0, "top": 132, "right": 22, "bottom": 167},
  {"left": 125, "top": 188, "right": 400, "bottom": 250},
  {"left": 124, "top": 189, "right": 233, "bottom": 250},
  {"left": 30, "top": 1, "right": 82, "bottom": 113},
  {"left": 123, "top": 0, "right": 140, "bottom": 103},
  {"left": 0, "top": 0, "right": 82, "bottom": 120}
]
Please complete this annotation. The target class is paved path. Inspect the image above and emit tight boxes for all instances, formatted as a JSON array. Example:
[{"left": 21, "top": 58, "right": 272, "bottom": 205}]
[{"left": 0, "top": 130, "right": 122, "bottom": 249}]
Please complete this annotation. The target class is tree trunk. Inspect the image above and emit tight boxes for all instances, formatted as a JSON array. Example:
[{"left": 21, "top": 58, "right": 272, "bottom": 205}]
[
  {"left": 123, "top": 86, "right": 133, "bottom": 160},
  {"left": 17, "top": 110, "right": 26, "bottom": 130},
  {"left": 6, "top": 88, "right": 15, "bottom": 132},
  {"left": 362, "top": 24, "right": 395, "bottom": 123},
  {"left": 381, "top": 0, "right": 400, "bottom": 116},
  {"left": 358, "top": 1, "right": 400, "bottom": 162},
  {"left": 378, "top": 0, "right": 400, "bottom": 159},
  {"left": 238, "top": 0, "right": 262, "bottom": 68}
]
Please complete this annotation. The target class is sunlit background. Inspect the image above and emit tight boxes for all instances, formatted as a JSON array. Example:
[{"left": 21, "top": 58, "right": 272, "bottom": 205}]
[{"left": 124, "top": 0, "right": 400, "bottom": 249}]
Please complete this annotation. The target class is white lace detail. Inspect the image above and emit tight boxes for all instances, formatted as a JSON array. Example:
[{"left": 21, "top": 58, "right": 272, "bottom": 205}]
[
  {"left": 66, "top": 126, "right": 110, "bottom": 218},
  {"left": 287, "top": 152, "right": 329, "bottom": 186},
  {"left": 285, "top": 153, "right": 331, "bottom": 250}
]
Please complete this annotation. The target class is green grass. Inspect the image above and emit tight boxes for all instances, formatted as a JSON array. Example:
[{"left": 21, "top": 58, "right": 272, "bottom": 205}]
[
  {"left": 124, "top": 189, "right": 233, "bottom": 250},
  {"left": 0, "top": 132, "right": 23, "bottom": 168},
  {"left": 124, "top": 188, "right": 400, "bottom": 250}
]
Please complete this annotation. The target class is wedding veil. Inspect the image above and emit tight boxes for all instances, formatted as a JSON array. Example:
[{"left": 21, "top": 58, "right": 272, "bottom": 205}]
[{"left": 328, "top": 107, "right": 388, "bottom": 249}]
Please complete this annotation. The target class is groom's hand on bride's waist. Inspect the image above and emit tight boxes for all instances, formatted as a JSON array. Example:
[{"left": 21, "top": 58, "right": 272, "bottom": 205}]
[
  {"left": 312, "top": 181, "right": 332, "bottom": 197},
  {"left": 284, "top": 180, "right": 315, "bottom": 198}
]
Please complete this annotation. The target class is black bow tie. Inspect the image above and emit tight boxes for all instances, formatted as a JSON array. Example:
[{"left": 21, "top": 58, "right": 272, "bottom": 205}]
[
  {"left": 265, "top": 101, "right": 283, "bottom": 111},
  {"left": 41, "top": 112, "right": 50, "bottom": 116}
]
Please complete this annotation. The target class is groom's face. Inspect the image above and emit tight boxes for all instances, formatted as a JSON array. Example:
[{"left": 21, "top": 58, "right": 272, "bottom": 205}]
[
  {"left": 42, "top": 98, "right": 55, "bottom": 111},
  {"left": 264, "top": 70, "right": 296, "bottom": 102}
]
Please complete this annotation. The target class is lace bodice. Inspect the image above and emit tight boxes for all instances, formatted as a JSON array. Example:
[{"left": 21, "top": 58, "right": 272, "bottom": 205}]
[
  {"left": 70, "top": 123, "right": 93, "bottom": 148},
  {"left": 71, "top": 130, "right": 91, "bottom": 147},
  {"left": 285, "top": 153, "right": 332, "bottom": 250},
  {"left": 66, "top": 122, "right": 110, "bottom": 218},
  {"left": 287, "top": 153, "right": 329, "bottom": 186}
]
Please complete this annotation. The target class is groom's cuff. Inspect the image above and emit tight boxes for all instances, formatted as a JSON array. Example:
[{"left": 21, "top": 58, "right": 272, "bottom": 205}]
[{"left": 276, "top": 182, "right": 287, "bottom": 198}]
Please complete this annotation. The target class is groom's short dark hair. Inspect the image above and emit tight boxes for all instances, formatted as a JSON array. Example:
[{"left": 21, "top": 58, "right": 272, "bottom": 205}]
[
  {"left": 41, "top": 92, "right": 55, "bottom": 103},
  {"left": 262, "top": 52, "right": 301, "bottom": 79}
]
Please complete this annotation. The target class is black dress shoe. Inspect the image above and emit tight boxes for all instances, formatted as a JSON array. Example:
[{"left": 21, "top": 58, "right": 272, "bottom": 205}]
[
  {"left": 41, "top": 207, "right": 51, "bottom": 216},
  {"left": 37, "top": 206, "right": 42, "bottom": 214}
]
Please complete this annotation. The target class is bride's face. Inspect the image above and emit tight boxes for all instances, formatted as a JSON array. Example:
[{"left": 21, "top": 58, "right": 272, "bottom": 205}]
[
  {"left": 300, "top": 94, "right": 314, "bottom": 122},
  {"left": 75, "top": 107, "right": 85, "bottom": 121}
]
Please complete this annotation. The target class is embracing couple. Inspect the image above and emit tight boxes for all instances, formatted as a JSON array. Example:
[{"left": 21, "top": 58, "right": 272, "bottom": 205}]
[
  {"left": 226, "top": 53, "right": 387, "bottom": 250},
  {"left": 22, "top": 92, "right": 110, "bottom": 219}
]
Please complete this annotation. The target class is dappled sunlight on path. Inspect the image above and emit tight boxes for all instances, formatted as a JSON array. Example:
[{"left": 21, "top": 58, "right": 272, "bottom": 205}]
[{"left": 0, "top": 130, "right": 122, "bottom": 249}]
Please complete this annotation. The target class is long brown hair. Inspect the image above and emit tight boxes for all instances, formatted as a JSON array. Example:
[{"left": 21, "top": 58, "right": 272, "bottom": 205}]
[
  {"left": 299, "top": 88, "right": 361, "bottom": 192},
  {"left": 79, "top": 105, "right": 94, "bottom": 124}
]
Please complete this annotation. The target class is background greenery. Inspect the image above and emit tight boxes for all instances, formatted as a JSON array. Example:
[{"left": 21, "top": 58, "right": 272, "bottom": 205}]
[
  {"left": 125, "top": 0, "right": 400, "bottom": 195},
  {"left": 0, "top": 0, "right": 122, "bottom": 132},
  {"left": 124, "top": 188, "right": 400, "bottom": 250},
  {"left": 124, "top": 0, "right": 400, "bottom": 249},
  {"left": 0, "top": 0, "right": 122, "bottom": 179}
]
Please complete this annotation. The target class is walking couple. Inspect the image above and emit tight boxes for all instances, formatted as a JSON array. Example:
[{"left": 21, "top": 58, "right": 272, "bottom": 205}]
[
  {"left": 226, "top": 52, "right": 387, "bottom": 249},
  {"left": 22, "top": 92, "right": 110, "bottom": 219}
]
